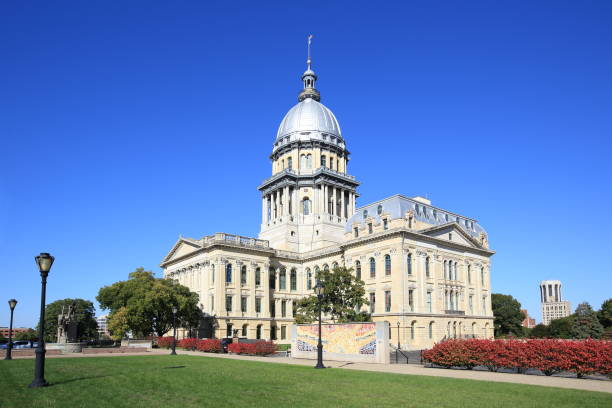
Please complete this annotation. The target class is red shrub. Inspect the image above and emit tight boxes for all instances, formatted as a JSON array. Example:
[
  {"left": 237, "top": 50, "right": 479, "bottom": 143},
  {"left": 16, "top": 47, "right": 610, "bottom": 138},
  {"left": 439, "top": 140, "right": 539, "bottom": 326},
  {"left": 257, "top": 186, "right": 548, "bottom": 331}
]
[
  {"left": 196, "top": 338, "right": 222, "bottom": 353},
  {"left": 156, "top": 336, "right": 174, "bottom": 349},
  {"left": 178, "top": 338, "right": 199, "bottom": 350},
  {"left": 254, "top": 341, "right": 278, "bottom": 356},
  {"left": 228, "top": 341, "right": 277, "bottom": 356}
]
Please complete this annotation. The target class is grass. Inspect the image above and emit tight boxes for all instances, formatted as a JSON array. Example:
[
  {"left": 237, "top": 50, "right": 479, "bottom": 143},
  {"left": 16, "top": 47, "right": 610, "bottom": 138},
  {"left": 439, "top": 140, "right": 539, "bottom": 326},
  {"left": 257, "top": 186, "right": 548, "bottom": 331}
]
[{"left": 0, "top": 355, "right": 610, "bottom": 408}]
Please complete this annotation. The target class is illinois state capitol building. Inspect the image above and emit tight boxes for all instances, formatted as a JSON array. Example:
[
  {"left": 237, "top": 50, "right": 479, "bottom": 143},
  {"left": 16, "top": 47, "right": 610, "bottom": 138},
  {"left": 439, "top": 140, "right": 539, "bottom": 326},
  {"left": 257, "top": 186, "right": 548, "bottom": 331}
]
[{"left": 160, "top": 54, "right": 495, "bottom": 349}]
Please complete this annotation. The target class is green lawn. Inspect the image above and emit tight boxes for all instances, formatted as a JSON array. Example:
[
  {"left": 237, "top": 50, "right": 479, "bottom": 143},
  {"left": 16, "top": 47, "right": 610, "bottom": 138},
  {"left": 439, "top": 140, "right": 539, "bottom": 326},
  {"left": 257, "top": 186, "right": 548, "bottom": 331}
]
[{"left": 0, "top": 355, "right": 610, "bottom": 408}]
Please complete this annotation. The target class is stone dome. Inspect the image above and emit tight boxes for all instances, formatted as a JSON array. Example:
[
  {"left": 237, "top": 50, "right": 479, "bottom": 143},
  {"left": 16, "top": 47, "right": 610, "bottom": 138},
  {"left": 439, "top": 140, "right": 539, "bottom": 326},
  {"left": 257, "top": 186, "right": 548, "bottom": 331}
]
[{"left": 276, "top": 97, "right": 342, "bottom": 142}]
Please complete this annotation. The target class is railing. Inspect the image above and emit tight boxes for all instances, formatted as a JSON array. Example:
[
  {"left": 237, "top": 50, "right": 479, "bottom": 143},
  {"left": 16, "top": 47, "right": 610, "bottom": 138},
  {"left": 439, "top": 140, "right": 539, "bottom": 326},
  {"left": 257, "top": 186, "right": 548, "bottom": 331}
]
[
  {"left": 444, "top": 310, "right": 465, "bottom": 315},
  {"left": 202, "top": 233, "right": 270, "bottom": 249}
]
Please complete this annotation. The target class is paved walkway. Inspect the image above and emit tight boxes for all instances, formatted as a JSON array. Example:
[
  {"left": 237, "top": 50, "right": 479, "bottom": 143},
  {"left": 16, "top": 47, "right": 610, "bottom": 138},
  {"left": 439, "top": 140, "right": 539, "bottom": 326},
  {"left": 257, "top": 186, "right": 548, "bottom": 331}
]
[{"left": 11, "top": 349, "right": 612, "bottom": 394}]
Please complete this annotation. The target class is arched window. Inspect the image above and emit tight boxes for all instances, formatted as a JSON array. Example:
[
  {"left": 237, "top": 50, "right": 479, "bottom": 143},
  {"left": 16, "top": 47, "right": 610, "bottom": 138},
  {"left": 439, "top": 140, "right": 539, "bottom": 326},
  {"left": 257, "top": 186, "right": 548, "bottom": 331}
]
[
  {"left": 369, "top": 257, "right": 376, "bottom": 278},
  {"left": 384, "top": 254, "right": 391, "bottom": 275},
  {"left": 454, "top": 262, "right": 458, "bottom": 281},
  {"left": 425, "top": 257, "right": 430, "bottom": 277},
  {"left": 355, "top": 261, "right": 361, "bottom": 280},
  {"left": 410, "top": 321, "right": 416, "bottom": 340},
  {"left": 302, "top": 197, "right": 311, "bottom": 215},
  {"left": 428, "top": 322, "right": 434, "bottom": 339},
  {"left": 323, "top": 264, "right": 329, "bottom": 271},
  {"left": 256, "top": 324, "right": 262, "bottom": 339},
  {"left": 306, "top": 154, "right": 312, "bottom": 168},
  {"left": 447, "top": 322, "right": 451, "bottom": 337},
  {"left": 300, "top": 154, "right": 307, "bottom": 169},
  {"left": 306, "top": 268, "right": 312, "bottom": 289},
  {"left": 290, "top": 268, "right": 297, "bottom": 291},
  {"left": 269, "top": 267, "right": 276, "bottom": 289},
  {"left": 226, "top": 263, "right": 232, "bottom": 283},
  {"left": 242, "top": 324, "right": 248, "bottom": 337},
  {"left": 270, "top": 325, "right": 277, "bottom": 340},
  {"left": 377, "top": 204, "right": 383, "bottom": 215},
  {"left": 481, "top": 267, "right": 485, "bottom": 286},
  {"left": 279, "top": 269, "right": 286, "bottom": 290},
  {"left": 467, "top": 264, "right": 471, "bottom": 284},
  {"left": 444, "top": 261, "right": 448, "bottom": 280},
  {"left": 241, "top": 265, "right": 247, "bottom": 285},
  {"left": 407, "top": 253, "right": 412, "bottom": 275},
  {"left": 255, "top": 267, "right": 261, "bottom": 286},
  {"left": 332, "top": 262, "right": 338, "bottom": 270},
  {"left": 471, "top": 322, "right": 476, "bottom": 338},
  {"left": 363, "top": 209, "right": 368, "bottom": 219}
]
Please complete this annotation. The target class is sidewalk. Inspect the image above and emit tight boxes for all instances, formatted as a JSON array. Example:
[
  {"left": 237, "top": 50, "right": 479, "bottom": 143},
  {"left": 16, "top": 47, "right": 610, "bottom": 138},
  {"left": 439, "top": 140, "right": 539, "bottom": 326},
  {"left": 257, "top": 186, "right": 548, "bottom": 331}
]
[{"left": 10, "top": 348, "right": 612, "bottom": 394}]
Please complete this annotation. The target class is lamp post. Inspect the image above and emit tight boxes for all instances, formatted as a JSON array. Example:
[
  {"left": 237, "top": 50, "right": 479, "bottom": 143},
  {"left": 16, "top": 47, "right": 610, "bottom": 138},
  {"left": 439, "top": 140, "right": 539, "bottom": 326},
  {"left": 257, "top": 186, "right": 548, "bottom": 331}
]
[
  {"left": 29, "top": 253, "right": 54, "bottom": 388},
  {"left": 4, "top": 299, "right": 17, "bottom": 360},
  {"left": 314, "top": 280, "right": 325, "bottom": 369},
  {"left": 171, "top": 306, "right": 177, "bottom": 355}
]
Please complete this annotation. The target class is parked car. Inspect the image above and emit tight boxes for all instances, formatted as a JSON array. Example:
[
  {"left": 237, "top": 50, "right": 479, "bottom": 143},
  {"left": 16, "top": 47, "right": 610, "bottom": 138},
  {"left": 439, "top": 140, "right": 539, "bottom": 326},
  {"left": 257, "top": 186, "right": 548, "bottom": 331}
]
[
  {"left": 0, "top": 341, "right": 7, "bottom": 349},
  {"left": 220, "top": 338, "right": 233, "bottom": 353},
  {"left": 13, "top": 340, "right": 34, "bottom": 349}
]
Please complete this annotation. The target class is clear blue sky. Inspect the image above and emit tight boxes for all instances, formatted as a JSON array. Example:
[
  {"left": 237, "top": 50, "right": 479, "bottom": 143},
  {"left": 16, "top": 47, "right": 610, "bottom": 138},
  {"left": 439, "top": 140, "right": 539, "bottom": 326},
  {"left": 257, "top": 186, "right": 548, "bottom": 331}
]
[{"left": 1, "top": 1, "right": 611, "bottom": 328}]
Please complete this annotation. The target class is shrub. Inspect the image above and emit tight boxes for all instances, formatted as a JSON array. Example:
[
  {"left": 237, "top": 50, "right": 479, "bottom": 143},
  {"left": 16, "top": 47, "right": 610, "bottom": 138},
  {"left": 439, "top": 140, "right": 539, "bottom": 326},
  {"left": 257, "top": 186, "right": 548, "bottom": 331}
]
[
  {"left": 196, "top": 338, "right": 222, "bottom": 353},
  {"left": 156, "top": 336, "right": 174, "bottom": 349},
  {"left": 228, "top": 341, "right": 277, "bottom": 356},
  {"left": 422, "top": 338, "right": 612, "bottom": 378},
  {"left": 178, "top": 338, "right": 199, "bottom": 351}
]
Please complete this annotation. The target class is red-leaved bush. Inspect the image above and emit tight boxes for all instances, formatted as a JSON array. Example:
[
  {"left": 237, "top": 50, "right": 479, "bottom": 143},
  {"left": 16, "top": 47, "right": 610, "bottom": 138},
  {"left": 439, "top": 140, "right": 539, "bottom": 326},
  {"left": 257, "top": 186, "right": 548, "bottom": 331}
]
[
  {"left": 422, "top": 338, "right": 612, "bottom": 378},
  {"left": 228, "top": 341, "right": 278, "bottom": 356},
  {"left": 196, "top": 339, "right": 222, "bottom": 353},
  {"left": 156, "top": 336, "right": 174, "bottom": 349},
  {"left": 178, "top": 338, "right": 199, "bottom": 351}
]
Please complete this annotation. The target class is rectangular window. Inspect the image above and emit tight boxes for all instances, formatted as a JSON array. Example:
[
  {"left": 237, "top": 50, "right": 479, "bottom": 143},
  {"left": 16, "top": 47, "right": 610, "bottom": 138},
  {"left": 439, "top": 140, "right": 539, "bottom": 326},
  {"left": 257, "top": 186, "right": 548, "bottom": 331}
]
[
  {"left": 241, "top": 296, "right": 247, "bottom": 313},
  {"left": 354, "top": 227, "right": 359, "bottom": 238},
  {"left": 287, "top": 157, "right": 292, "bottom": 169},
  {"left": 482, "top": 296, "right": 486, "bottom": 315},
  {"left": 270, "top": 301, "right": 275, "bottom": 317},
  {"left": 281, "top": 300, "right": 287, "bottom": 317},
  {"left": 426, "top": 291, "right": 432, "bottom": 313},
  {"left": 321, "top": 155, "right": 326, "bottom": 167},
  {"left": 255, "top": 268, "right": 261, "bottom": 286},
  {"left": 385, "top": 290, "right": 391, "bottom": 312},
  {"left": 425, "top": 257, "right": 430, "bottom": 278},
  {"left": 469, "top": 295, "right": 473, "bottom": 314},
  {"left": 369, "top": 292, "right": 376, "bottom": 314},
  {"left": 467, "top": 265, "right": 471, "bottom": 284},
  {"left": 408, "top": 289, "right": 414, "bottom": 312},
  {"left": 255, "top": 297, "right": 261, "bottom": 313},
  {"left": 280, "top": 272, "right": 286, "bottom": 290},
  {"left": 368, "top": 223, "right": 373, "bottom": 234},
  {"left": 211, "top": 295, "right": 214, "bottom": 312},
  {"left": 281, "top": 325, "right": 286, "bottom": 340},
  {"left": 225, "top": 295, "right": 232, "bottom": 312},
  {"left": 383, "top": 219, "right": 388, "bottom": 230}
]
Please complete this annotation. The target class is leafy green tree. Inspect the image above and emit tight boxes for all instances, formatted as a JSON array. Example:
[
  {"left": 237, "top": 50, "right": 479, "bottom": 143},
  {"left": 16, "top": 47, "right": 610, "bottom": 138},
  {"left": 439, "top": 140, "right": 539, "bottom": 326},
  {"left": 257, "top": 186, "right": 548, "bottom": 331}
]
[
  {"left": 549, "top": 315, "right": 574, "bottom": 338},
  {"left": 97, "top": 268, "right": 201, "bottom": 337},
  {"left": 295, "top": 266, "right": 370, "bottom": 324},
  {"left": 571, "top": 302, "right": 604, "bottom": 339},
  {"left": 597, "top": 298, "right": 612, "bottom": 329},
  {"left": 41, "top": 298, "right": 98, "bottom": 342},
  {"left": 491, "top": 293, "right": 525, "bottom": 337},
  {"left": 0, "top": 332, "right": 5, "bottom": 342},
  {"left": 14, "top": 329, "right": 38, "bottom": 341},
  {"left": 529, "top": 323, "right": 551, "bottom": 338}
]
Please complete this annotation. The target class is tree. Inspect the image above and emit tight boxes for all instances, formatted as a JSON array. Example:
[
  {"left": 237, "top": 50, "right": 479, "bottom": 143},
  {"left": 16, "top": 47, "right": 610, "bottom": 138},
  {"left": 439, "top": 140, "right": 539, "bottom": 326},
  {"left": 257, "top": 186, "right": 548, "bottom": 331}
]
[
  {"left": 295, "top": 266, "right": 370, "bottom": 324},
  {"left": 571, "top": 302, "right": 604, "bottom": 339},
  {"left": 97, "top": 268, "right": 201, "bottom": 338},
  {"left": 15, "top": 329, "right": 38, "bottom": 341},
  {"left": 41, "top": 298, "right": 98, "bottom": 342},
  {"left": 529, "top": 324, "right": 550, "bottom": 338},
  {"left": 549, "top": 316, "right": 574, "bottom": 338},
  {"left": 0, "top": 332, "right": 5, "bottom": 342},
  {"left": 597, "top": 298, "right": 612, "bottom": 329},
  {"left": 491, "top": 293, "right": 525, "bottom": 337}
]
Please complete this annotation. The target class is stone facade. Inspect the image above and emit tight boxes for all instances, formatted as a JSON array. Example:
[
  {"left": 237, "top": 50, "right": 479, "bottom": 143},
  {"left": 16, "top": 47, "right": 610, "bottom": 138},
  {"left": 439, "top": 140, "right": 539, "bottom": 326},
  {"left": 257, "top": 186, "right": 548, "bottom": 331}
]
[
  {"left": 540, "top": 280, "right": 571, "bottom": 325},
  {"left": 160, "top": 57, "right": 495, "bottom": 350}
]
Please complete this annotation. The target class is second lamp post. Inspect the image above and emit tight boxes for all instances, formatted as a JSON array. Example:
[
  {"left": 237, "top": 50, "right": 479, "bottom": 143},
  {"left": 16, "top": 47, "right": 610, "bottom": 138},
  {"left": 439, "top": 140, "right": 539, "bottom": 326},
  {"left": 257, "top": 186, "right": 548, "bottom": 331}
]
[
  {"left": 171, "top": 306, "right": 178, "bottom": 355},
  {"left": 4, "top": 299, "right": 18, "bottom": 360},
  {"left": 314, "top": 280, "right": 325, "bottom": 369}
]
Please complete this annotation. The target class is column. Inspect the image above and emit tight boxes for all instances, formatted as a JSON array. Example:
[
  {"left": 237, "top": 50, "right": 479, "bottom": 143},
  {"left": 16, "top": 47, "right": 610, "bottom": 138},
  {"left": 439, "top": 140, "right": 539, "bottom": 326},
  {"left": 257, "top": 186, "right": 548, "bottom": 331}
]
[
  {"left": 262, "top": 195, "right": 267, "bottom": 224},
  {"left": 332, "top": 186, "right": 337, "bottom": 216},
  {"left": 340, "top": 188, "right": 345, "bottom": 219}
]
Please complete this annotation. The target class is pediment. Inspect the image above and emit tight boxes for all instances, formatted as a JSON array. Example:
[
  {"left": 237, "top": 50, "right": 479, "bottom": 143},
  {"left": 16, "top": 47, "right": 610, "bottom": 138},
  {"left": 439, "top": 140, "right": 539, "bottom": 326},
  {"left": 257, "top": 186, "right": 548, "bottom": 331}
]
[
  {"left": 419, "top": 223, "right": 481, "bottom": 248},
  {"left": 160, "top": 237, "right": 202, "bottom": 265}
]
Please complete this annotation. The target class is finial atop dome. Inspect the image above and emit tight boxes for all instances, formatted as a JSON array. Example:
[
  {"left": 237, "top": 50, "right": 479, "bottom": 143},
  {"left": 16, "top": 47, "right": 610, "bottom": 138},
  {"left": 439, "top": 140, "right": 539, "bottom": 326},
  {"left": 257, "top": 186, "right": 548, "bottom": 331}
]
[{"left": 298, "top": 34, "right": 321, "bottom": 102}]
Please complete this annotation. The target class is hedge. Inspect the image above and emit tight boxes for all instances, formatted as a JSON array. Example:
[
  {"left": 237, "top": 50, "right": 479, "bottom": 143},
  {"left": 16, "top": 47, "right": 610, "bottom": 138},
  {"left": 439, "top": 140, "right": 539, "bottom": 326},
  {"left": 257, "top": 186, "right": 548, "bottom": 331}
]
[
  {"left": 227, "top": 341, "right": 278, "bottom": 356},
  {"left": 422, "top": 338, "right": 612, "bottom": 378}
]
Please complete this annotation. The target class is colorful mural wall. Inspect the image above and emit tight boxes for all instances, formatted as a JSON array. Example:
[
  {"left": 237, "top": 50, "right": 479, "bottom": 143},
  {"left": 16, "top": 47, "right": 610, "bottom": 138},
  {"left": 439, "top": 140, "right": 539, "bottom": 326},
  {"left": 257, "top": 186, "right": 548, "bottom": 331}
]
[{"left": 292, "top": 322, "right": 389, "bottom": 363}]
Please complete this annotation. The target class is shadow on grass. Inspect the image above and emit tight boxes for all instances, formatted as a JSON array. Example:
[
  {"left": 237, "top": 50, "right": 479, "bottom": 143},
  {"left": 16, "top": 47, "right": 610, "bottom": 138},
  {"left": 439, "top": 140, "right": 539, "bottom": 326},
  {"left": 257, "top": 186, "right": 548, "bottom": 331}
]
[
  {"left": 162, "top": 366, "right": 186, "bottom": 369},
  {"left": 50, "top": 374, "right": 111, "bottom": 386}
]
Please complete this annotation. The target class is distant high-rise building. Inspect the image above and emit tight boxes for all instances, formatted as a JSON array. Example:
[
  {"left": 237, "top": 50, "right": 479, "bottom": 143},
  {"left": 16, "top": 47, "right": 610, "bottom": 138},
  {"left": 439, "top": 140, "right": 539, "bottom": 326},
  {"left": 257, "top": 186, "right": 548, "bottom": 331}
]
[
  {"left": 539, "top": 280, "right": 571, "bottom": 325},
  {"left": 521, "top": 309, "right": 536, "bottom": 329}
]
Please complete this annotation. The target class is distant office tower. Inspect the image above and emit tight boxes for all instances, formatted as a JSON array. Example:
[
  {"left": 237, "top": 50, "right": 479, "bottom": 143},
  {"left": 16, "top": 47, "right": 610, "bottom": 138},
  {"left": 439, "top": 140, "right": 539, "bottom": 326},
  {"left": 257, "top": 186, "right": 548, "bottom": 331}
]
[
  {"left": 540, "top": 280, "right": 571, "bottom": 325},
  {"left": 96, "top": 315, "right": 109, "bottom": 337},
  {"left": 521, "top": 309, "right": 536, "bottom": 329}
]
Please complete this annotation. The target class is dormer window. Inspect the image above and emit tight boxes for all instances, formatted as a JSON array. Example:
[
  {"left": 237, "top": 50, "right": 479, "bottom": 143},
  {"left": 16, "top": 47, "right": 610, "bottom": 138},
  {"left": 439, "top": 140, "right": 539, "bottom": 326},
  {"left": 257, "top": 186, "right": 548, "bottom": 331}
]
[
  {"left": 368, "top": 223, "right": 373, "bottom": 234},
  {"left": 354, "top": 227, "right": 359, "bottom": 238},
  {"left": 363, "top": 210, "right": 368, "bottom": 219},
  {"left": 433, "top": 209, "right": 437, "bottom": 219},
  {"left": 445, "top": 214, "right": 449, "bottom": 222},
  {"left": 383, "top": 219, "right": 388, "bottom": 230},
  {"left": 322, "top": 134, "right": 327, "bottom": 141},
  {"left": 377, "top": 205, "right": 383, "bottom": 215},
  {"left": 449, "top": 233, "right": 453, "bottom": 241}
]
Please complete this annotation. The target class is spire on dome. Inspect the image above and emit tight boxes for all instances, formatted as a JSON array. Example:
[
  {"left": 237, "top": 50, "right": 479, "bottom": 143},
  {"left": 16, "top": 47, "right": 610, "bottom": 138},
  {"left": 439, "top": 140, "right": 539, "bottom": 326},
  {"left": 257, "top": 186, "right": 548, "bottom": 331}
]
[{"left": 298, "top": 34, "right": 321, "bottom": 102}]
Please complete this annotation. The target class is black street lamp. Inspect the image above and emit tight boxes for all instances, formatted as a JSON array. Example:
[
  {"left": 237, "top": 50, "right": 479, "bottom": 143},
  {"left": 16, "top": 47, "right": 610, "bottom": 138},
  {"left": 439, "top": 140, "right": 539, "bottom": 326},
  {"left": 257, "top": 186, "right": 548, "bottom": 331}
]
[
  {"left": 4, "top": 299, "right": 18, "bottom": 360},
  {"left": 314, "top": 280, "right": 325, "bottom": 369},
  {"left": 170, "top": 306, "right": 177, "bottom": 355},
  {"left": 29, "top": 252, "right": 54, "bottom": 388}
]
